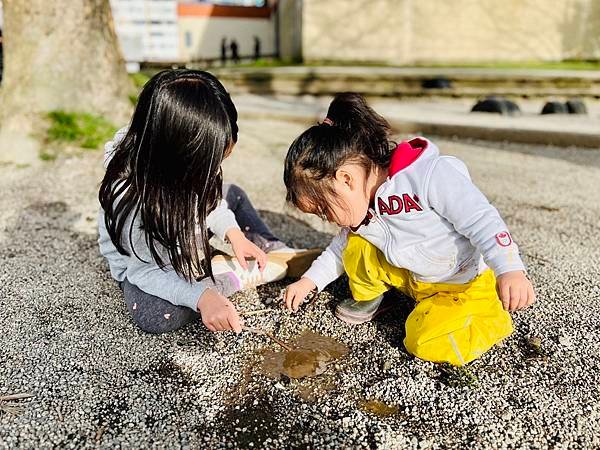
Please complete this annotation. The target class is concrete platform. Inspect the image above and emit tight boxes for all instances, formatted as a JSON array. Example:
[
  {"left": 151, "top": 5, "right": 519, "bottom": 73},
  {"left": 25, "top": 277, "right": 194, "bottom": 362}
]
[
  {"left": 212, "top": 66, "right": 600, "bottom": 99},
  {"left": 233, "top": 95, "right": 600, "bottom": 148}
]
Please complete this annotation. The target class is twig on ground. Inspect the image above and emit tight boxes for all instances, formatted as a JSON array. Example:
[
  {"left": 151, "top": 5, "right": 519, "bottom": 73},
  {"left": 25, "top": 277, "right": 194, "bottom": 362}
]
[
  {"left": 0, "top": 403, "right": 25, "bottom": 415},
  {"left": 239, "top": 308, "right": 273, "bottom": 317},
  {"left": 0, "top": 393, "right": 34, "bottom": 416},
  {"left": 0, "top": 393, "right": 35, "bottom": 402},
  {"left": 95, "top": 425, "right": 107, "bottom": 442},
  {"left": 56, "top": 406, "right": 64, "bottom": 422},
  {"left": 243, "top": 326, "right": 293, "bottom": 351}
]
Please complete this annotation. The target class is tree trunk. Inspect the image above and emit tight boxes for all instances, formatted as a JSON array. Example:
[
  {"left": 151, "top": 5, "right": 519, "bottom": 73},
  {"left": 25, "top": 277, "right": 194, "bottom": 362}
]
[{"left": 0, "top": 0, "right": 132, "bottom": 131}]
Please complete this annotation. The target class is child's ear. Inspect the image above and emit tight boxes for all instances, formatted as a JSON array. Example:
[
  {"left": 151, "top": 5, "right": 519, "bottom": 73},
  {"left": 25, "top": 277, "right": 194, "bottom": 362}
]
[
  {"left": 224, "top": 142, "right": 236, "bottom": 158},
  {"left": 335, "top": 168, "right": 353, "bottom": 189}
]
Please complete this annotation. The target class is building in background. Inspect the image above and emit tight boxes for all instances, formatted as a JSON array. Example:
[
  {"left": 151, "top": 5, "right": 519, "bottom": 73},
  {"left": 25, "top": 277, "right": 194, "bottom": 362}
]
[
  {"left": 110, "top": 0, "right": 274, "bottom": 69},
  {"left": 178, "top": 2, "right": 274, "bottom": 63},
  {"left": 0, "top": 0, "right": 3, "bottom": 80},
  {"left": 278, "top": 0, "right": 600, "bottom": 64},
  {"left": 110, "top": 0, "right": 179, "bottom": 70}
]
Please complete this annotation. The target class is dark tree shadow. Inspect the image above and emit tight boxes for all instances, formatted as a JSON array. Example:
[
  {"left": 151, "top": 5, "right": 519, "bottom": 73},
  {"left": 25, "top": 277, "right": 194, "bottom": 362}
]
[{"left": 371, "top": 291, "right": 415, "bottom": 350}]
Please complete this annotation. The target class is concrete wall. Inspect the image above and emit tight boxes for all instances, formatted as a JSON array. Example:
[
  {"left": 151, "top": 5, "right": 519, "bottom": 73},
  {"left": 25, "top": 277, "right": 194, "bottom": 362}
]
[
  {"left": 299, "top": 0, "right": 600, "bottom": 64},
  {"left": 277, "top": 0, "right": 303, "bottom": 61}
]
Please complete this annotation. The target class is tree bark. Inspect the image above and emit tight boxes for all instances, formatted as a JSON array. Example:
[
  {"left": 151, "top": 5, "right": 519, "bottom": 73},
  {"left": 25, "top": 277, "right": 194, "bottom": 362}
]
[{"left": 0, "top": 0, "right": 132, "bottom": 130}]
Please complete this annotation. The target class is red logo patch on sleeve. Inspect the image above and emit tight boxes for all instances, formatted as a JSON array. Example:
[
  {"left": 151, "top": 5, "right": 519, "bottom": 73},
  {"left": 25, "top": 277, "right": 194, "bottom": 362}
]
[{"left": 495, "top": 231, "right": 513, "bottom": 247}]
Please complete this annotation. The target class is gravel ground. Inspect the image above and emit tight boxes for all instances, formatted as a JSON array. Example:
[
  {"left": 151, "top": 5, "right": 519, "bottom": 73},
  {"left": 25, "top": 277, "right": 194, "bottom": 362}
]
[{"left": 0, "top": 118, "right": 599, "bottom": 449}]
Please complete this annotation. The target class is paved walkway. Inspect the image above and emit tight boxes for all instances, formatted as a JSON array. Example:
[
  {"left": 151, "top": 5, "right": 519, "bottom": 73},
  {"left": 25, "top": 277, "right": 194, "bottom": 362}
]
[{"left": 234, "top": 94, "right": 600, "bottom": 148}]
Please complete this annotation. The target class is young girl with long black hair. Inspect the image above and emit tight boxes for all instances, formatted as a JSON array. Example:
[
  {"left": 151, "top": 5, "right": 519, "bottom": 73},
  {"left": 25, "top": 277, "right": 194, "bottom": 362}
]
[
  {"left": 99, "top": 69, "right": 311, "bottom": 335},
  {"left": 283, "top": 93, "right": 535, "bottom": 366}
]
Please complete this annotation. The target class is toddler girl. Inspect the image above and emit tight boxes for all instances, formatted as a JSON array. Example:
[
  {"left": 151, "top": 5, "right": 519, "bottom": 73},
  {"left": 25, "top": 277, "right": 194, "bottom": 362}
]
[{"left": 283, "top": 93, "right": 535, "bottom": 366}]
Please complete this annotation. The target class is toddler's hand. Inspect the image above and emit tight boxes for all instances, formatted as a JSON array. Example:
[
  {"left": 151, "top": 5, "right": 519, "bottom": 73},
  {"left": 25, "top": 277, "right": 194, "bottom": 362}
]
[
  {"left": 496, "top": 271, "right": 535, "bottom": 311},
  {"left": 197, "top": 288, "right": 243, "bottom": 333},
  {"left": 284, "top": 278, "right": 317, "bottom": 312},
  {"left": 226, "top": 228, "right": 267, "bottom": 271}
]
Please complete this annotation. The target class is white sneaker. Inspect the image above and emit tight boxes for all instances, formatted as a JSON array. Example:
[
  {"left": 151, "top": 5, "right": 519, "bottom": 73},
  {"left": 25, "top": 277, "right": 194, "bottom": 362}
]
[
  {"left": 211, "top": 255, "right": 288, "bottom": 290},
  {"left": 268, "top": 247, "right": 322, "bottom": 278}
]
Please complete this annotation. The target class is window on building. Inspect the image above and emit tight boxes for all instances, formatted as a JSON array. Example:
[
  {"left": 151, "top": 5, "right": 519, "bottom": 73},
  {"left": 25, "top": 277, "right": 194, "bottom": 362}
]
[{"left": 185, "top": 31, "right": 193, "bottom": 48}]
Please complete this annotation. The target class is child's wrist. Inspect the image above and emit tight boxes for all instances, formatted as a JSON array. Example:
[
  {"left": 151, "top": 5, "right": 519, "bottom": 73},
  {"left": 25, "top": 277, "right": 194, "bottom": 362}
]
[
  {"left": 300, "top": 277, "right": 317, "bottom": 290},
  {"left": 224, "top": 227, "right": 244, "bottom": 244}
]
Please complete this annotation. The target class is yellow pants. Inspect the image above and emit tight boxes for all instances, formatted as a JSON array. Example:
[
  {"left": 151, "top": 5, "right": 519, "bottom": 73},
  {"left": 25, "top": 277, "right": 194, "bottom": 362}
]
[{"left": 342, "top": 234, "right": 513, "bottom": 366}]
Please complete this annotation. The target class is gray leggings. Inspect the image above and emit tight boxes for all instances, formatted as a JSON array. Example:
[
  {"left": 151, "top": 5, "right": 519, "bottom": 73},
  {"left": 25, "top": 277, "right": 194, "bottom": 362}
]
[{"left": 121, "top": 184, "right": 284, "bottom": 334}]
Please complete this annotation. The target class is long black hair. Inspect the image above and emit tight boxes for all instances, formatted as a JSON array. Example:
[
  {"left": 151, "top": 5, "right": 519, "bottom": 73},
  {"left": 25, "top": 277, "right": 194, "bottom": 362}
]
[
  {"left": 99, "top": 69, "right": 238, "bottom": 282},
  {"left": 283, "top": 92, "right": 394, "bottom": 220}
]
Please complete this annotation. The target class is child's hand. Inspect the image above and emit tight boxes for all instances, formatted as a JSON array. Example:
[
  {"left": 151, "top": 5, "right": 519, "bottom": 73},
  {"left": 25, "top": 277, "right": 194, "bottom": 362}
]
[
  {"left": 197, "top": 288, "right": 243, "bottom": 333},
  {"left": 496, "top": 271, "right": 536, "bottom": 311},
  {"left": 284, "top": 277, "right": 317, "bottom": 312},
  {"left": 226, "top": 228, "right": 267, "bottom": 271}
]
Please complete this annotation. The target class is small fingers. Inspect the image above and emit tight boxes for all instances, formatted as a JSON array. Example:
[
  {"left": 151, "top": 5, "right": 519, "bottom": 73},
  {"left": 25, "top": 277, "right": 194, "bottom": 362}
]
[
  {"left": 517, "top": 285, "right": 529, "bottom": 310},
  {"left": 509, "top": 286, "right": 521, "bottom": 311},
  {"left": 228, "top": 308, "right": 243, "bottom": 334},
  {"left": 527, "top": 284, "right": 536, "bottom": 307},
  {"left": 203, "top": 319, "right": 218, "bottom": 332},
  {"left": 236, "top": 253, "right": 249, "bottom": 270},
  {"left": 292, "top": 293, "right": 305, "bottom": 312},
  {"left": 216, "top": 317, "right": 231, "bottom": 331},
  {"left": 285, "top": 288, "right": 295, "bottom": 311},
  {"left": 498, "top": 283, "right": 510, "bottom": 311},
  {"left": 256, "top": 250, "right": 267, "bottom": 272}
]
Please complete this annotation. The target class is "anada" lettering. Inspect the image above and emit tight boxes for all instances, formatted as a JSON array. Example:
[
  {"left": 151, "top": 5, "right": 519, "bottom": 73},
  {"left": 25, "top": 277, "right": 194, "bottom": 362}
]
[{"left": 377, "top": 194, "right": 423, "bottom": 215}]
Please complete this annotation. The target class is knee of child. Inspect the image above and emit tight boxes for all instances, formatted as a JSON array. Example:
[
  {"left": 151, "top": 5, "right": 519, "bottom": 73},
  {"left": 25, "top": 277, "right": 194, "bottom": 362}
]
[
  {"left": 226, "top": 183, "right": 246, "bottom": 203},
  {"left": 131, "top": 312, "right": 184, "bottom": 335}
]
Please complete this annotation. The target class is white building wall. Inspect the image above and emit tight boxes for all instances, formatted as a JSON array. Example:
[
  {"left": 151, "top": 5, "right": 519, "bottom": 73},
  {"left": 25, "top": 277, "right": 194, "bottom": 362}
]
[
  {"left": 179, "top": 16, "right": 275, "bottom": 61},
  {"left": 110, "top": 0, "right": 179, "bottom": 63}
]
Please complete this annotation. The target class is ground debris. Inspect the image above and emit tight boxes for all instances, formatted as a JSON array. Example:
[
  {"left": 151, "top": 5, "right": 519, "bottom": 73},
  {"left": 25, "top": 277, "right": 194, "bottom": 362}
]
[
  {"left": 521, "top": 335, "right": 549, "bottom": 360},
  {"left": 360, "top": 399, "right": 401, "bottom": 418},
  {"left": 0, "top": 393, "right": 35, "bottom": 416},
  {"left": 437, "top": 363, "right": 479, "bottom": 388}
]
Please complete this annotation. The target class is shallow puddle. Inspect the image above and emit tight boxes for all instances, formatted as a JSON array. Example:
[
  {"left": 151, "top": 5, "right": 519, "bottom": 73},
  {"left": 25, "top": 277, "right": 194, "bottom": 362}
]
[
  {"left": 360, "top": 399, "right": 400, "bottom": 417},
  {"left": 259, "top": 331, "right": 349, "bottom": 379}
]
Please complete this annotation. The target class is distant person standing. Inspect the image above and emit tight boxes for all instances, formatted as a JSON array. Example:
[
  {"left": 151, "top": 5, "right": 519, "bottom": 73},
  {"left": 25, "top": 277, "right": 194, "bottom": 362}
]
[
  {"left": 220, "top": 37, "right": 227, "bottom": 65},
  {"left": 253, "top": 36, "right": 261, "bottom": 61},
  {"left": 0, "top": 29, "right": 3, "bottom": 82},
  {"left": 230, "top": 39, "right": 240, "bottom": 64}
]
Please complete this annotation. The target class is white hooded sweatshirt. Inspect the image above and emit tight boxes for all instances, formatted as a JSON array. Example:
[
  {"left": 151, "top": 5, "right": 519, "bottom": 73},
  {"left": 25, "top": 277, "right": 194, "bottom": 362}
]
[{"left": 303, "top": 137, "right": 526, "bottom": 293}]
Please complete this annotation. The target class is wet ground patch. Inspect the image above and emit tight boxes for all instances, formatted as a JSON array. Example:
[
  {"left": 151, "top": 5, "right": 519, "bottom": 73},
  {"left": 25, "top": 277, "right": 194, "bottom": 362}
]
[{"left": 216, "top": 395, "right": 282, "bottom": 449}]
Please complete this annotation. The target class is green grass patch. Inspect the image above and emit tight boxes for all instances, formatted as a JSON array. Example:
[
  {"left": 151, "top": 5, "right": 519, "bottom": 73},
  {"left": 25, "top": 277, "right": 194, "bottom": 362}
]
[
  {"left": 39, "top": 150, "right": 57, "bottom": 161},
  {"left": 224, "top": 58, "right": 600, "bottom": 71},
  {"left": 128, "top": 94, "right": 139, "bottom": 106},
  {"left": 405, "top": 60, "right": 600, "bottom": 71},
  {"left": 233, "top": 58, "right": 301, "bottom": 69},
  {"left": 46, "top": 111, "right": 117, "bottom": 150},
  {"left": 129, "top": 71, "right": 152, "bottom": 89}
]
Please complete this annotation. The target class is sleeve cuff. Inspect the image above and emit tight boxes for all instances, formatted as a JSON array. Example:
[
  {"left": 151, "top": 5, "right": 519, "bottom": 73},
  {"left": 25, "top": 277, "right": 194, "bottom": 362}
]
[
  {"left": 206, "top": 201, "right": 240, "bottom": 241},
  {"left": 302, "top": 267, "right": 332, "bottom": 292},
  {"left": 486, "top": 255, "right": 526, "bottom": 277},
  {"left": 176, "top": 278, "right": 213, "bottom": 311}
]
